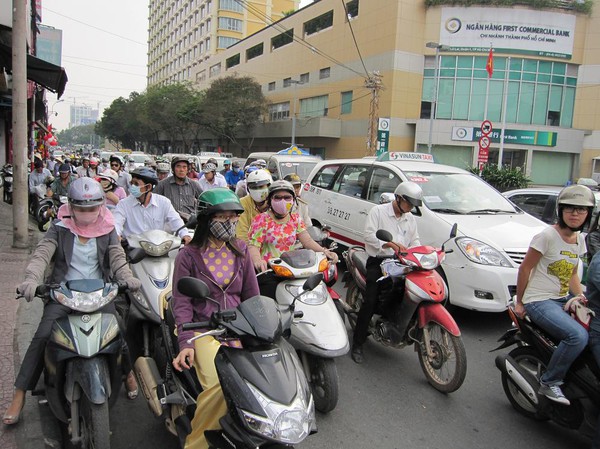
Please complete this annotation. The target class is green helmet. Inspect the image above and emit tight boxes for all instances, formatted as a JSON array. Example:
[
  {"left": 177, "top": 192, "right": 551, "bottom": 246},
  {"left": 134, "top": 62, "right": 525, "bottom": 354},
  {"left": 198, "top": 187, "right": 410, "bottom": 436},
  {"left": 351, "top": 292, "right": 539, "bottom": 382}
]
[{"left": 197, "top": 188, "right": 244, "bottom": 215}]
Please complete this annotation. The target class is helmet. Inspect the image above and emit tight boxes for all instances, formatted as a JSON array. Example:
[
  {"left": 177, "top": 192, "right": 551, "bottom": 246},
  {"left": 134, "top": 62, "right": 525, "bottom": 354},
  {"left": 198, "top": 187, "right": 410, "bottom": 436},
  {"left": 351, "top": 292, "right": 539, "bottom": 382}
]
[
  {"left": 68, "top": 178, "right": 105, "bottom": 208},
  {"left": 130, "top": 167, "right": 159, "bottom": 186},
  {"left": 109, "top": 155, "right": 123, "bottom": 166},
  {"left": 82, "top": 156, "right": 90, "bottom": 162},
  {"left": 283, "top": 173, "right": 302, "bottom": 186},
  {"left": 97, "top": 169, "right": 119, "bottom": 185},
  {"left": 224, "top": 159, "right": 231, "bottom": 165},
  {"left": 252, "top": 159, "right": 267, "bottom": 168},
  {"left": 394, "top": 181, "right": 423, "bottom": 207},
  {"left": 246, "top": 169, "right": 272, "bottom": 189},
  {"left": 101, "top": 157, "right": 109, "bottom": 163},
  {"left": 89, "top": 157, "right": 99, "bottom": 167},
  {"left": 197, "top": 188, "right": 244, "bottom": 216},
  {"left": 245, "top": 165, "right": 259, "bottom": 177},
  {"left": 207, "top": 158, "right": 218, "bottom": 166},
  {"left": 232, "top": 160, "right": 241, "bottom": 168},
  {"left": 268, "top": 180, "right": 296, "bottom": 199},
  {"left": 557, "top": 185, "right": 595, "bottom": 207},
  {"left": 203, "top": 163, "right": 217, "bottom": 173},
  {"left": 157, "top": 162, "right": 171, "bottom": 173},
  {"left": 171, "top": 155, "right": 190, "bottom": 171},
  {"left": 58, "top": 163, "right": 71, "bottom": 173}
]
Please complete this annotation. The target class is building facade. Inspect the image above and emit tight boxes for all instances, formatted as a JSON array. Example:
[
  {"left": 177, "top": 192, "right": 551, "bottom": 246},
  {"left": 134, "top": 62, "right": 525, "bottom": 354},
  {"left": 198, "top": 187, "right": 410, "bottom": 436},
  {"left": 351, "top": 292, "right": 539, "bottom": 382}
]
[
  {"left": 69, "top": 104, "right": 99, "bottom": 128},
  {"left": 147, "top": 0, "right": 300, "bottom": 86},
  {"left": 189, "top": 0, "right": 599, "bottom": 186}
]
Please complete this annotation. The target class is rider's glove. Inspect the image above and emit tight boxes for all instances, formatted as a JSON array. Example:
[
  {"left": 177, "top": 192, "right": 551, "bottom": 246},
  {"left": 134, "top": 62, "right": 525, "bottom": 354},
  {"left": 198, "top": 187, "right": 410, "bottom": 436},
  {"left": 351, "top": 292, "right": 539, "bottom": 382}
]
[
  {"left": 124, "top": 276, "right": 142, "bottom": 292},
  {"left": 17, "top": 281, "right": 37, "bottom": 302}
]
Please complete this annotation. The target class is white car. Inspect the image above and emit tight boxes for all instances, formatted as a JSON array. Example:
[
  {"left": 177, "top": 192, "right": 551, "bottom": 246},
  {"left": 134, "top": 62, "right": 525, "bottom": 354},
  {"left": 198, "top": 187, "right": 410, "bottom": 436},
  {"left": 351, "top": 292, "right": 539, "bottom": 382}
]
[
  {"left": 126, "top": 152, "right": 152, "bottom": 170},
  {"left": 303, "top": 152, "right": 547, "bottom": 312}
]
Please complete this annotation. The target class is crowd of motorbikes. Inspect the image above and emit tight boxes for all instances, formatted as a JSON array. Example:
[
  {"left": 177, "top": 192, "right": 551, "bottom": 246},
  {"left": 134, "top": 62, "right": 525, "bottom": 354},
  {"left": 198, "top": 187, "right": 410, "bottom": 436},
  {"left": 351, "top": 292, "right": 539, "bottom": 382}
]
[{"left": 5, "top": 171, "right": 598, "bottom": 449}]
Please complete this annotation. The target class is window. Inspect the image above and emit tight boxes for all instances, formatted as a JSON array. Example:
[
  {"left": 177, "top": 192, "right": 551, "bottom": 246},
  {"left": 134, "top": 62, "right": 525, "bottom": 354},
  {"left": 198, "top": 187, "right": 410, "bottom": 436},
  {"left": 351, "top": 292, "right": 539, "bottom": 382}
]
[
  {"left": 209, "top": 63, "right": 221, "bottom": 77},
  {"left": 218, "top": 36, "right": 240, "bottom": 49},
  {"left": 304, "top": 10, "right": 333, "bottom": 37},
  {"left": 311, "top": 165, "right": 341, "bottom": 189},
  {"left": 226, "top": 53, "right": 240, "bottom": 69},
  {"left": 269, "top": 102, "right": 290, "bottom": 121},
  {"left": 246, "top": 43, "right": 263, "bottom": 60},
  {"left": 300, "top": 72, "right": 309, "bottom": 83},
  {"left": 283, "top": 77, "right": 292, "bottom": 88},
  {"left": 341, "top": 91, "right": 353, "bottom": 114},
  {"left": 319, "top": 67, "right": 330, "bottom": 79},
  {"left": 346, "top": 0, "right": 359, "bottom": 19},
  {"left": 218, "top": 17, "right": 242, "bottom": 31},
  {"left": 268, "top": 82, "right": 276, "bottom": 91},
  {"left": 333, "top": 165, "right": 369, "bottom": 198},
  {"left": 220, "top": 0, "right": 243, "bottom": 12},
  {"left": 300, "top": 95, "right": 328, "bottom": 117},
  {"left": 367, "top": 168, "right": 400, "bottom": 203},
  {"left": 272, "top": 29, "right": 294, "bottom": 50}
]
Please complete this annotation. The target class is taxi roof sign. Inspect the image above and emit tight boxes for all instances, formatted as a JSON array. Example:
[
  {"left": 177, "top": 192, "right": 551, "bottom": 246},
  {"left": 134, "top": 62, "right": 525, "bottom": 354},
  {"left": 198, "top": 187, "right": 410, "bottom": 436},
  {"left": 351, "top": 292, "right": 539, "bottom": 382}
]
[{"left": 377, "top": 152, "right": 435, "bottom": 163}]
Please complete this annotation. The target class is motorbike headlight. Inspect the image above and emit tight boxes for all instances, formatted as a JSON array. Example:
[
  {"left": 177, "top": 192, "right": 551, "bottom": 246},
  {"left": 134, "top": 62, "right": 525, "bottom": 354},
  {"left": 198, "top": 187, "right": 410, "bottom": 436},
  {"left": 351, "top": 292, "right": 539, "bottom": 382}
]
[
  {"left": 54, "top": 287, "right": 118, "bottom": 313},
  {"left": 131, "top": 290, "right": 151, "bottom": 311},
  {"left": 139, "top": 240, "right": 173, "bottom": 257},
  {"left": 413, "top": 252, "right": 439, "bottom": 270},
  {"left": 51, "top": 321, "right": 76, "bottom": 351},
  {"left": 241, "top": 373, "right": 315, "bottom": 444},
  {"left": 456, "top": 237, "right": 512, "bottom": 267},
  {"left": 285, "top": 283, "right": 328, "bottom": 305},
  {"left": 101, "top": 315, "right": 120, "bottom": 348}
]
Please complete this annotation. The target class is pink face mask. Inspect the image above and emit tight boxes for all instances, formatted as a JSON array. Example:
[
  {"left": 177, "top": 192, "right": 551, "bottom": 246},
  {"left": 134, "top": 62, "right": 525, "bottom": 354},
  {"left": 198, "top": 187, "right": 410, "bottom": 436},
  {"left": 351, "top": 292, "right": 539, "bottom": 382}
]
[
  {"left": 74, "top": 210, "right": 100, "bottom": 226},
  {"left": 271, "top": 198, "right": 294, "bottom": 216}
]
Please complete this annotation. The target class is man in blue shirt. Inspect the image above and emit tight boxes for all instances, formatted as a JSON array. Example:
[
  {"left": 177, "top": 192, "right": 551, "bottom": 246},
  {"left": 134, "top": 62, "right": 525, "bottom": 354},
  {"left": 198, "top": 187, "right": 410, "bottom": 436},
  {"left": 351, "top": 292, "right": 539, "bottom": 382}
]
[{"left": 225, "top": 161, "right": 244, "bottom": 191}]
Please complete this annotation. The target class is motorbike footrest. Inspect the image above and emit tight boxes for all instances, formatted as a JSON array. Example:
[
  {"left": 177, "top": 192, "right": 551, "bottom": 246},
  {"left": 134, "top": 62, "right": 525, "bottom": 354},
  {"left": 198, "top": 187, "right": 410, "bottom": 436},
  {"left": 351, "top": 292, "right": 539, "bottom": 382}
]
[{"left": 158, "top": 382, "right": 187, "bottom": 406}]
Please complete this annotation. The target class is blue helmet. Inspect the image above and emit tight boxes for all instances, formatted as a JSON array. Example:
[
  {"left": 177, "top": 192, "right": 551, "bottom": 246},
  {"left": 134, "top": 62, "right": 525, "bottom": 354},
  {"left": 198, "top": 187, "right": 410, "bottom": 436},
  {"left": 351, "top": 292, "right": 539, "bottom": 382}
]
[{"left": 130, "top": 167, "right": 159, "bottom": 186}]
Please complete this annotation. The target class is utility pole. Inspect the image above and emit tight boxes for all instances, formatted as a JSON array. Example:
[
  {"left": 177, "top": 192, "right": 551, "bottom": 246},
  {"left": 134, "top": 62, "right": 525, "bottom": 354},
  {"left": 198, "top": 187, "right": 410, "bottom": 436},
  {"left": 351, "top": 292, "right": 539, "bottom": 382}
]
[
  {"left": 365, "top": 71, "right": 383, "bottom": 156},
  {"left": 12, "top": 0, "right": 29, "bottom": 248}
]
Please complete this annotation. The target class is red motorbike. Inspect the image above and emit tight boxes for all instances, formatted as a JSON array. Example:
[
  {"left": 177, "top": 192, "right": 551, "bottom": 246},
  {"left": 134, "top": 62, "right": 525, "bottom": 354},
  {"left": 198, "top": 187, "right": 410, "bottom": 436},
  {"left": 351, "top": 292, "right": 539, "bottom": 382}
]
[{"left": 341, "top": 225, "right": 467, "bottom": 393}]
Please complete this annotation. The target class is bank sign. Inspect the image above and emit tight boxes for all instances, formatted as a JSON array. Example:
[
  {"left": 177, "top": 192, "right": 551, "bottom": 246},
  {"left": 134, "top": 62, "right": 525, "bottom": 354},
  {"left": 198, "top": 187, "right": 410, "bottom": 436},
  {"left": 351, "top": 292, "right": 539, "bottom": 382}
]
[
  {"left": 440, "top": 7, "right": 576, "bottom": 59},
  {"left": 452, "top": 126, "right": 557, "bottom": 147}
]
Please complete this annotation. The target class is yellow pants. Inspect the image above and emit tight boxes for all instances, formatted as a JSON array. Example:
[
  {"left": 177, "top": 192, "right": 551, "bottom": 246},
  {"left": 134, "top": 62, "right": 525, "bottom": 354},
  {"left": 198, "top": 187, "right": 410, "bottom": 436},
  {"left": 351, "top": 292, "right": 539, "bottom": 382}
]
[{"left": 184, "top": 336, "right": 227, "bottom": 449}]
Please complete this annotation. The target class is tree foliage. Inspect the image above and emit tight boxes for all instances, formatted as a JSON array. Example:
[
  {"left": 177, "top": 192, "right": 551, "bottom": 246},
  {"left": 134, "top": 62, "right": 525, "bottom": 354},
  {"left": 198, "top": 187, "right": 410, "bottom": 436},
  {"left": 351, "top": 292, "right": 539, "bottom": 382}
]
[
  {"left": 56, "top": 124, "right": 101, "bottom": 147},
  {"left": 468, "top": 164, "right": 531, "bottom": 192}
]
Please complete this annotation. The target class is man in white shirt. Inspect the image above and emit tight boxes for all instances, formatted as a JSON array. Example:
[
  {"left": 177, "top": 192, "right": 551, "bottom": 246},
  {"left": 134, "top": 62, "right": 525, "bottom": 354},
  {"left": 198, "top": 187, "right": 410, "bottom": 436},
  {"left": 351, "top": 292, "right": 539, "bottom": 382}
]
[
  {"left": 351, "top": 181, "right": 423, "bottom": 364},
  {"left": 75, "top": 156, "right": 96, "bottom": 178},
  {"left": 198, "top": 163, "right": 227, "bottom": 191},
  {"left": 28, "top": 160, "right": 52, "bottom": 211},
  {"left": 112, "top": 167, "right": 191, "bottom": 244}
]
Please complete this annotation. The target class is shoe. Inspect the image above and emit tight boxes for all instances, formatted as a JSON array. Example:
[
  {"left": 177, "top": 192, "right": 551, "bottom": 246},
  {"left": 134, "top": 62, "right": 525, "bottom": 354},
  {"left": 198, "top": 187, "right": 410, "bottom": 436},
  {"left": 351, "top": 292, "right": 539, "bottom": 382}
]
[
  {"left": 125, "top": 371, "right": 139, "bottom": 400},
  {"left": 538, "top": 383, "right": 570, "bottom": 406},
  {"left": 3, "top": 403, "right": 24, "bottom": 426},
  {"left": 351, "top": 345, "right": 364, "bottom": 364}
]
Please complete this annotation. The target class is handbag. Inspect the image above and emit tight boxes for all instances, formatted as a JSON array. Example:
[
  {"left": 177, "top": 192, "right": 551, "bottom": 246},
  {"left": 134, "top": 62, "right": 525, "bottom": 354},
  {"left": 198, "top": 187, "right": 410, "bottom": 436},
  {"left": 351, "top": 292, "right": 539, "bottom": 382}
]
[{"left": 564, "top": 296, "right": 596, "bottom": 331}]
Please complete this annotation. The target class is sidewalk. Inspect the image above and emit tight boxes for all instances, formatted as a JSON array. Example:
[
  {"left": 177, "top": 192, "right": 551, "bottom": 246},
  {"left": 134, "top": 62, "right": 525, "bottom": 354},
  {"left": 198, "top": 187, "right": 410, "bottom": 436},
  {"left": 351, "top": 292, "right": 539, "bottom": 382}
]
[{"left": 0, "top": 201, "right": 49, "bottom": 448}]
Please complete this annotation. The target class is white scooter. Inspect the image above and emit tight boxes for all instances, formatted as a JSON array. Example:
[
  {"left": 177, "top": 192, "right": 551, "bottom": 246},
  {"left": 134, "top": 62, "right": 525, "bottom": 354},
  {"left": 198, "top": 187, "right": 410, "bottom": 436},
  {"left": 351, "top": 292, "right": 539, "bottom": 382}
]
[{"left": 266, "top": 248, "right": 349, "bottom": 413}]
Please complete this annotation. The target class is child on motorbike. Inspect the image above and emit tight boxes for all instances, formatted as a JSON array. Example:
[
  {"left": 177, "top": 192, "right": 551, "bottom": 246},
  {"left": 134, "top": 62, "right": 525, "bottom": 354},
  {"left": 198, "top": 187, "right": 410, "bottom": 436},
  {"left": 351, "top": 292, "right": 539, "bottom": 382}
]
[
  {"left": 247, "top": 180, "right": 338, "bottom": 299},
  {"left": 2, "top": 178, "right": 142, "bottom": 426},
  {"left": 171, "top": 188, "right": 259, "bottom": 449},
  {"left": 96, "top": 169, "right": 126, "bottom": 209},
  {"left": 515, "top": 184, "right": 592, "bottom": 405}
]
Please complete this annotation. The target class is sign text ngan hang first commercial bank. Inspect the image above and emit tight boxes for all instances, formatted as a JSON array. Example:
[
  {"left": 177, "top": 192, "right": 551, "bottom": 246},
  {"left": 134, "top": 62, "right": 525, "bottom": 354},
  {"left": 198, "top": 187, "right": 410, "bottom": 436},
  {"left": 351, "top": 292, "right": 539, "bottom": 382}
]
[{"left": 440, "top": 7, "right": 576, "bottom": 59}]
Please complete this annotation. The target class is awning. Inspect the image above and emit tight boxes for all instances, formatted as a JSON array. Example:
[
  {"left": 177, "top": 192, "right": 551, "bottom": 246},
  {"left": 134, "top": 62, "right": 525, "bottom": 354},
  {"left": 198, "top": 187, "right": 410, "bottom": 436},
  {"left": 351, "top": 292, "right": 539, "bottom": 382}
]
[{"left": 0, "top": 43, "right": 68, "bottom": 98}]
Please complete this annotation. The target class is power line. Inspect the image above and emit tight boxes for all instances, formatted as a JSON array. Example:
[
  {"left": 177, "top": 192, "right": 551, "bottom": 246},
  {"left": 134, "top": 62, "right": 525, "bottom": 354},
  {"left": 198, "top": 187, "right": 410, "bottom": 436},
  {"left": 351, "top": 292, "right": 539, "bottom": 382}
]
[
  {"left": 63, "top": 55, "right": 146, "bottom": 68},
  {"left": 341, "top": 0, "right": 369, "bottom": 78},
  {"left": 63, "top": 60, "right": 146, "bottom": 77}
]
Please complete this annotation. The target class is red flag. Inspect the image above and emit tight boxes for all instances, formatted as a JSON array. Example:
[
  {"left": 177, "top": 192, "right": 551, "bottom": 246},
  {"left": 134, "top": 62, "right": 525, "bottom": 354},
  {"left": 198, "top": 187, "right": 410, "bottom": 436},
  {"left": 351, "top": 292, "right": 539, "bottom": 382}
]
[{"left": 486, "top": 48, "right": 494, "bottom": 78}]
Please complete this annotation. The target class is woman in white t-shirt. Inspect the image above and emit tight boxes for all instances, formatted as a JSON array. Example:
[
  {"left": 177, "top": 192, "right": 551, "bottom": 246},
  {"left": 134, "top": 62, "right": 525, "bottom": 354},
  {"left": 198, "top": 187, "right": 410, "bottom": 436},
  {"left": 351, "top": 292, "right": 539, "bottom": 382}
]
[{"left": 515, "top": 185, "right": 594, "bottom": 406}]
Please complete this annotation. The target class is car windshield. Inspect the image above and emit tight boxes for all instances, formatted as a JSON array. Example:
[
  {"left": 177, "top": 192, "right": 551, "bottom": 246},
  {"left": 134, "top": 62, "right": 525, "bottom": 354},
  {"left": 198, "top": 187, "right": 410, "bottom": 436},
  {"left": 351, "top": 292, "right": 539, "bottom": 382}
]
[
  {"left": 129, "top": 154, "right": 149, "bottom": 163},
  {"left": 406, "top": 171, "right": 518, "bottom": 214},
  {"left": 279, "top": 162, "right": 318, "bottom": 181}
]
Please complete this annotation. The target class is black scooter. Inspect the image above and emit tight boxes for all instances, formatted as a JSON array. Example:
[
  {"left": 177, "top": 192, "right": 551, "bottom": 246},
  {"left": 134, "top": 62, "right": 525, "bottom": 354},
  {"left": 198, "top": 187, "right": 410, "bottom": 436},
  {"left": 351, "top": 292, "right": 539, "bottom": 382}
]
[
  {"left": 165, "top": 275, "right": 318, "bottom": 448},
  {"left": 2, "top": 164, "right": 13, "bottom": 204},
  {"left": 493, "top": 302, "right": 600, "bottom": 441}
]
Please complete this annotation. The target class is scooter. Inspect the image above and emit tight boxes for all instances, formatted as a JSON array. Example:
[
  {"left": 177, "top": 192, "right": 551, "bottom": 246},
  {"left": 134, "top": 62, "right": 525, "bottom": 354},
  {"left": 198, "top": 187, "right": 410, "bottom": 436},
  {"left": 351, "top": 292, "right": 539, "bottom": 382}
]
[
  {"left": 20, "top": 280, "right": 128, "bottom": 449},
  {"left": 2, "top": 164, "right": 13, "bottom": 204},
  {"left": 341, "top": 224, "right": 467, "bottom": 393},
  {"left": 36, "top": 194, "right": 68, "bottom": 232},
  {"left": 493, "top": 301, "right": 600, "bottom": 441},
  {"left": 176, "top": 275, "right": 317, "bottom": 448},
  {"left": 266, "top": 248, "right": 349, "bottom": 413}
]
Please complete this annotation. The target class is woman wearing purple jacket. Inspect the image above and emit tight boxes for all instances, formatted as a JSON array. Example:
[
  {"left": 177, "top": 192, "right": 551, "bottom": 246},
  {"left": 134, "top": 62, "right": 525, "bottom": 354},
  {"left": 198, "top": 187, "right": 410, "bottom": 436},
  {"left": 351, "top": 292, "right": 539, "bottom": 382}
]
[{"left": 171, "top": 188, "right": 259, "bottom": 449}]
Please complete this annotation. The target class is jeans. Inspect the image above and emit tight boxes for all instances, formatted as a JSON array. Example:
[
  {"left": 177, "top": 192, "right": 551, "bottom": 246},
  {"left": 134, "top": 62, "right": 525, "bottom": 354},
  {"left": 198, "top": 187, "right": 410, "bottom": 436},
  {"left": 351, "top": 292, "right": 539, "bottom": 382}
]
[{"left": 524, "top": 297, "right": 588, "bottom": 386}]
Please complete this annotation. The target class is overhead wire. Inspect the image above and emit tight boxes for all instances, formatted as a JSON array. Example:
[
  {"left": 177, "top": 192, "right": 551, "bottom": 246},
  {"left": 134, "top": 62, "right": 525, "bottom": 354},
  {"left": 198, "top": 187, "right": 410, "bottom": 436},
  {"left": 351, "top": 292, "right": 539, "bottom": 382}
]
[{"left": 340, "top": 0, "right": 369, "bottom": 77}]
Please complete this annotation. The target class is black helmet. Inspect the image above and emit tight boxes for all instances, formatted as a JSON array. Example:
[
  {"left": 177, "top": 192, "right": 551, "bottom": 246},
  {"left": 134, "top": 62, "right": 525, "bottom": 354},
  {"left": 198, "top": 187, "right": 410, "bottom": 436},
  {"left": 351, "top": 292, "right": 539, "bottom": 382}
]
[
  {"left": 171, "top": 155, "right": 190, "bottom": 171},
  {"left": 197, "top": 188, "right": 244, "bottom": 215},
  {"left": 268, "top": 180, "right": 296, "bottom": 199},
  {"left": 58, "top": 163, "right": 71, "bottom": 173},
  {"left": 130, "top": 167, "right": 159, "bottom": 186}
]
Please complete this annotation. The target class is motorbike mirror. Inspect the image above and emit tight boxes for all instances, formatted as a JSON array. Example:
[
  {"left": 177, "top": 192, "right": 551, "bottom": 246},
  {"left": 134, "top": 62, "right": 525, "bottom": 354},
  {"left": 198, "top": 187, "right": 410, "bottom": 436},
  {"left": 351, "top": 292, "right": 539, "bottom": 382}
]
[
  {"left": 186, "top": 215, "right": 198, "bottom": 229},
  {"left": 302, "top": 272, "right": 324, "bottom": 292},
  {"left": 376, "top": 229, "right": 393, "bottom": 242},
  {"left": 379, "top": 192, "right": 395, "bottom": 204},
  {"left": 450, "top": 223, "right": 458, "bottom": 239},
  {"left": 127, "top": 248, "right": 146, "bottom": 265},
  {"left": 306, "top": 226, "right": 326, "bottom": 242},
  {"left": 178, "top": 276, "right": 210, "bottom": 299}
]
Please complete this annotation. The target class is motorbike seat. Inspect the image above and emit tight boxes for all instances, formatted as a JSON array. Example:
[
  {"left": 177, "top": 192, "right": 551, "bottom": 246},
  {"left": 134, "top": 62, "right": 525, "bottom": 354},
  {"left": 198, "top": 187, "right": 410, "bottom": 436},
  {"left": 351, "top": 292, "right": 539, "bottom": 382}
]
[{"left": 350, "top": 247, "right": 369, "bottom": 276}]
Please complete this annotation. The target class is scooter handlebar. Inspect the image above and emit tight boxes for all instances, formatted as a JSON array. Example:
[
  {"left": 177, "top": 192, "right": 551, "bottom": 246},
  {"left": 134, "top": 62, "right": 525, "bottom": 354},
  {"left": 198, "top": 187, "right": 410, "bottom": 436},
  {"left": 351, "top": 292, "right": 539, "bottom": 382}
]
[{"left": 182, "top": 321, "right": 212, "bottom": 331}]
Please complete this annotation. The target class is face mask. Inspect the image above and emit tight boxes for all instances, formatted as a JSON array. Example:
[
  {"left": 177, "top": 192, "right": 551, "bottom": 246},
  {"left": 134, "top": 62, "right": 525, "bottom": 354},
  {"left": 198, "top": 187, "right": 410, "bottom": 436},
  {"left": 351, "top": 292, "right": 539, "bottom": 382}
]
[
  {"left": 271, "top": 198, "right": 294, "bottom": 216},
  {"left": 249, "top": 187, "right": 269, "bottom": 203},
  {"left": 130, "top": 184, "right": 144, "bottom": 198},
  {"left": 209, "top": 220, "right": 237, "bottom": 241},
  {"left": 233, "top": 167, "right": 240, "bottom": 173},
  {"left": 74, "top": 210, "right": 100, "bottom": 226}
]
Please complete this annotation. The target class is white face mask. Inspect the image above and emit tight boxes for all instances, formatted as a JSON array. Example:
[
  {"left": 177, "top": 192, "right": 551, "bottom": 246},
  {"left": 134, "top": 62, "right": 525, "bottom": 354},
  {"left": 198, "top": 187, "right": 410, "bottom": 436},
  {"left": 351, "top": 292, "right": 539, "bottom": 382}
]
[{"left": 249, "top": 187, "right": 269, "bottom": 203}]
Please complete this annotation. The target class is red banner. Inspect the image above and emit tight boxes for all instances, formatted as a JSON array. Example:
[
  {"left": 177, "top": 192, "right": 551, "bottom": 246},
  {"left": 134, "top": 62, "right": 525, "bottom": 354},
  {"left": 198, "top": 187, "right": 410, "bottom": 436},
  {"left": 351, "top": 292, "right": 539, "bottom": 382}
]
[{"left": 486, "top": 48, "right": 494, "bottom": 78}]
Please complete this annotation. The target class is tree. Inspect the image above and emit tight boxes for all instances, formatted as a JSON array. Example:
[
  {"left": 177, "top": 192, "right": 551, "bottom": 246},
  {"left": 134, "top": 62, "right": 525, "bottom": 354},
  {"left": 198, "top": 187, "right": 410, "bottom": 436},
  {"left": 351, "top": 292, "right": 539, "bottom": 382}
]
[
  {"left": 95, "top": 94, "right": 140, "bottom": 149},
  {"left": 56, "top": 124, "right": 101, "bottom": 147},
  {"left": 199, "top": 75, "right": 268, "bottom": 151}
]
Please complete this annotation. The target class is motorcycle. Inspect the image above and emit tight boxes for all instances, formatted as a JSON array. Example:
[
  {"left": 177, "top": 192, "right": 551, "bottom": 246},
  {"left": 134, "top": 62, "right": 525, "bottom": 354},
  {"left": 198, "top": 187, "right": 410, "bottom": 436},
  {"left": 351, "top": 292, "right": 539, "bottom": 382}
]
[
  {"left": 493, "top": 301, "right": 600, "bottom": 441},
  {"left": 20, "top": 280, "right": 128, "bottom": 449},
  {"left": 265, "top": 248, "right": 349, "bottom": 413},
  {"left": 2, "top": 164, "right": 13, "bottom": 204},
  {"left": 341, "top": 224, "right": 467, "bottom": 393},
  {"left": 175, "top": 275, "right": 317, "bottom": 448},
  {"left": 36, "top": 194, "right": 68, "bottom": 232}
]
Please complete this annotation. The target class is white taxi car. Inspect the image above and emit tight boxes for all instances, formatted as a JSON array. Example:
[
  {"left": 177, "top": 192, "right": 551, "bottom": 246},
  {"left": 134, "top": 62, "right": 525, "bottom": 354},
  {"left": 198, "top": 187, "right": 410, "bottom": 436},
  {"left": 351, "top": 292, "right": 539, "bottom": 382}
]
[{"left": 303, "top": 152, "right": 546, "bottom": 312}]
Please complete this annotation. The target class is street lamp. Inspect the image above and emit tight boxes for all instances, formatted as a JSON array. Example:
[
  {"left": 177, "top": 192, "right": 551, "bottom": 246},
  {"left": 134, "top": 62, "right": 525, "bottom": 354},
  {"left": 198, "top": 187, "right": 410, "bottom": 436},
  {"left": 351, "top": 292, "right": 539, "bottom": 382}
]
[
  {"left": 426, "top": 42, "right": 444, "bottom": 154},
  {"left": 289, "top": 80, "right": 303, "bottom": 146},
  {"left": 50, "top": 99, "right": 64, "bottom": 116}
]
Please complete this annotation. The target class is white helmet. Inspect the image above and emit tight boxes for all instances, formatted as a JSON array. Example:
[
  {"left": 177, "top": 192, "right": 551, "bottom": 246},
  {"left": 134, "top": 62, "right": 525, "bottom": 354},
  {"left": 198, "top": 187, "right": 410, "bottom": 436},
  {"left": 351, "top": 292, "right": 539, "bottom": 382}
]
[
  {"left": 157, "top": 162, "right": 171, "bottom": 173},
  {"left": 246, "top": 169, "right": 272, "bottom": 189},
  {"left": 394, "top": 181, "right": 423, "bottom": 207}
]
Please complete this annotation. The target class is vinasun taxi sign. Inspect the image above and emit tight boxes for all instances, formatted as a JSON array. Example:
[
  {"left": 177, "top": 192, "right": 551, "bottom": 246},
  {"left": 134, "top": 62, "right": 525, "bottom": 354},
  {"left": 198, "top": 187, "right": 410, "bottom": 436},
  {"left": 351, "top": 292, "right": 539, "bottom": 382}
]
[{"left": 377, "top": 152, "right": 435, "bottom": 163}]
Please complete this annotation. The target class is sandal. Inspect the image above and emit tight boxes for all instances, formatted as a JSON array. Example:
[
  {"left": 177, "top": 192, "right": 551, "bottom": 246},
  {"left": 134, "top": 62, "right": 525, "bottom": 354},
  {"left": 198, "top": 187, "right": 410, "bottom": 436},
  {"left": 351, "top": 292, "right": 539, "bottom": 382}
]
[
  {"left": 125, "top": 371, "right": 138, "bottom": 400},
  {"left": 3, "top": 399, "right": 24, "bottom": 426}
]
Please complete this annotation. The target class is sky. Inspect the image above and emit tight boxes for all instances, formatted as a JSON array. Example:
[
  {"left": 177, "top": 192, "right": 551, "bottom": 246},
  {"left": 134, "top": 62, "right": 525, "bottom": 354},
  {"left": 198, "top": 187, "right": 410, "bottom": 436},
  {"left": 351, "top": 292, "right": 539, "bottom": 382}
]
[{"left": 43, "top": 0, "right": 313, "bottom": 132}]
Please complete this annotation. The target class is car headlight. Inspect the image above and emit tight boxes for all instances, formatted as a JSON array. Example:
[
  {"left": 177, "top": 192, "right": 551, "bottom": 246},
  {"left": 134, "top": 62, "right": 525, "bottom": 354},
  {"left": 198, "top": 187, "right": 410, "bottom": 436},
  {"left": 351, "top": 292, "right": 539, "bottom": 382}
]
[
  {"left": 413, "top": 252, "right": 440, "bottom": 270},
  {"left": 456, "top": 237, "right": 512, "bottom": 267},
  {"left": 139, "top": 240, "right": 173, "bottom": 256},
  {"left": 54, "top": 287, "right": 119, "bottom": 313},
  {"left": 285, "top": 283, "right": 327, "bottom": 305},
  {"left": 241, "top": 373, "right": 315, "bottom": 444}
]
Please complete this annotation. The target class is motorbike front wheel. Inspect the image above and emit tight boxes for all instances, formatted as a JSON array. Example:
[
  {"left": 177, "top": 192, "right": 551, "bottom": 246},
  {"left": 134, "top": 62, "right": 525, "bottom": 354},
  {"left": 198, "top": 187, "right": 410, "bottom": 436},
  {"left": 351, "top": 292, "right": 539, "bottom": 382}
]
[
  {"left": 307, "top": 355, "right": 339, "bottom": 413},
  {"left": 417, "top": 323, "right": 467, "bottom": 393},
  {"left": 80, "top": 396, "right": 111, "bottom": 449},
  {"left": 501, "top": 346, "right": 549, "bottom": 421}
]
